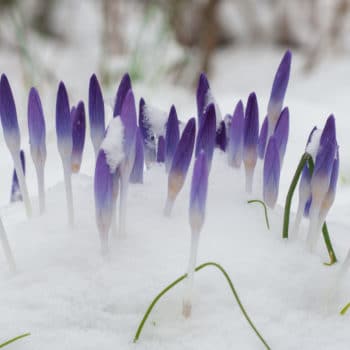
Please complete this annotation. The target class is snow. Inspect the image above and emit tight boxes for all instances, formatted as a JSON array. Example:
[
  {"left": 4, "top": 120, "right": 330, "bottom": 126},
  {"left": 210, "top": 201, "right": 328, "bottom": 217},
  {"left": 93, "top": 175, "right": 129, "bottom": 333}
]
[
  {"left": 1, "top": 9, "right": 350, "bottom": 348},
  {"left": 100, "top": 116, "right": 124, "bottom": 173},
  {"left": 143, "top": 103, "right": 168, "bottom": 136},
  {"left": 306, "top": 128, "right": 322, "bottom": 158}
]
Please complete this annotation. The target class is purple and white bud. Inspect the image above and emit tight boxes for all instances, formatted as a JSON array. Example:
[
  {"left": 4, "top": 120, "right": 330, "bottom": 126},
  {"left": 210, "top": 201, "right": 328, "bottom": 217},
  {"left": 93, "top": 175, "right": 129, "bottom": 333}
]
[
  {"left": 88, "top": 74, "right": 105, "bottom": 157},
  {"left": 71, "top": 101, "right": 86, "bottom": 173},
  {"left": 10, "top": 150, "right": 25, "bottom": 203},
  {"left": 113, "top": 73, "right": 132, "bottom": 117},
  {"left": 165, "top": 105, "right": 180, "bottom": 172},
  {"left": 273, "top": 107, "right": 289, "bottom": 167},
  {"left": 258, "top": 116, "right": 268, "bottom": 160},
  {"left": 196, "top": 73, "right": 210, "bottom": 129},
  {"left": 130, "top": 128, "right": 144, "bottom": 184},
  {"left": 227, "top": 100, "right": 244, "bottom": 168},
  {"left": 157, "top": 135, "right": 165, "bottom": 163}
]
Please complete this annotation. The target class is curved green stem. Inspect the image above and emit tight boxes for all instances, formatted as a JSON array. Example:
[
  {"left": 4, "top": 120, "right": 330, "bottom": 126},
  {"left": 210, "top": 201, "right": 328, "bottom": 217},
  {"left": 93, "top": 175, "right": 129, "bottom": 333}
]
[
  {"left": 133, "top": 261, "right": 270, "bottom": 349},
  {"left": 340, "top": 302, "right": 350, "bottom": 315},
  {"left": 322, "top": 222, "right": 337, "bottom": 265},
  {"left": 247, "top": 200, "right": 270, "bottom": 230},
  {"left": 0, "top": 333, "right": 30, "bottom": 348},
  {"left": 282, "top": 152, "right": 310, "bottom": 239}
]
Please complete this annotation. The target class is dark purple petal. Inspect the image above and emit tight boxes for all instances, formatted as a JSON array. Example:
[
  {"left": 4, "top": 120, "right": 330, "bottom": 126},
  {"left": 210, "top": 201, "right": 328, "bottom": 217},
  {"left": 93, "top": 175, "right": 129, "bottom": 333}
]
[
  {"left": 267, "top": 50, "right": 291, "bottom": 133},
  {"left": 130, "top": 128, "right": 144, "bottom": 184},
  {"left": 138, "top": 97, "right": 156, "bottom": 164},
  {"left": 10, "top": 150, "right": 25, "bottom": 203},
  {"left": 88, "top": 74, "right": 105, "bottom": 154},
  {"left": 273, "top": 107, "right": 289, "bottom": 165},
  {"left": 165, "top": 105, "right": 180, "bottom": 172},
  {"left": 320, "top": 114, "right": 336, "bottom": 146},
  {"left": 243, "top": 92, "right": 259, "bottom": 168},
  {"left": 227, "top": 100, "right": 244, "bottom": 168},
  {"left": 168, "top": 118, "right": 196, "bottom": 198},
  {"left": 120, "top": 89, "right": 137, "bottom": 158},
  {"left": 71, "top": 101, "right": 86, "bottom": 173},
  {"left": 216, "top": 120, "right": 226, "bottom": 151},
  {"left": 157, "top": 135, "right": 165, "bottom": 163},
  {"left": 328, "top": 149, "right": 339, "bottom": 195},
  {"left": 195, "top": 103, "right": 216, "bottom": 168},
  {"left": 113, "top": 73, "right": 132, "bottom": 117},
  {"left": 0, "top": 74, "right": 20, "bottom": 149},
  {"left": 196, "top": 73, "right": 210, "bottom": 129},
  {"left": 56, "top": 81, "right": 72, "bottom": 158},
  {"left": 189, "top": 150, "right": 209, "bottom": 232},
  {"left": 258, "top": 116, "right": 268, "bottom": 159},
  {"left": 94, "top": 149, "right": 114, "bottom": 252},
  {"left": 263, "top": 137, "right": 280, "bottom": 208},
  {"left": 28, "top": 87, "right": 46, "bottom": 164},
  {"left": 304, "top": 197, "right": 312, "bottom": 217}
]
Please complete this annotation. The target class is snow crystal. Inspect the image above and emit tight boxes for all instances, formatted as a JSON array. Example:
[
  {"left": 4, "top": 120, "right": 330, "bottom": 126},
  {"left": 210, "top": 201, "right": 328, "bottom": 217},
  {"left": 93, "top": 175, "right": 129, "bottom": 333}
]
[
  {"left": 100, "top": 117, "right": 125, "bottom": 173},
  {"left": 143, "top": 103, "right": 168, "bottom": 136},
  {"left": 306, "top": 129, "right": 322, "bottom": 159}
]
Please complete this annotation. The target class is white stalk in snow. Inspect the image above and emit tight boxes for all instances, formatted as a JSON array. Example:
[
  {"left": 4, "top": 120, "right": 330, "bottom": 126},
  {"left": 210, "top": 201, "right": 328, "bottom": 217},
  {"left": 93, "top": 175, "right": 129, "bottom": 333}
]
[{"left": 0, "top": 217, "right": 16, "bottom": 273}]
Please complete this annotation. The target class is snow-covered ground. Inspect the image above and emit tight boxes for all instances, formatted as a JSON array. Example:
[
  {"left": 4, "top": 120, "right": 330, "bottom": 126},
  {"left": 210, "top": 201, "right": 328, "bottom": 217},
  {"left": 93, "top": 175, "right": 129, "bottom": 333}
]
[{"left": 2, "top": 3, "right": 350, "bottom": 349}]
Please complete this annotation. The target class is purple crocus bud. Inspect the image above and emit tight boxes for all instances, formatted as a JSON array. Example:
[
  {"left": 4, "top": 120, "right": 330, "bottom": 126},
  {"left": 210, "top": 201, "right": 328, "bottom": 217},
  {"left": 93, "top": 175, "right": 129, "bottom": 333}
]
[
  {"left": 267, "top": 50, "right": 291, "bottom": 137},
  {"left": 165, "top": 105, "right": 180, "bottom": 172},
  {"left": 10, "top": 150, "right": 25, "bottom": 202},
  {"left": 165, "top": 118, "right": 196, "bottom": 216},
  {"left": 71, "top": 101, "right": 86, "bottom": 173},
  {"left": 94, "top": 149, "right": 114, "bottom": 254},
  {"left": 227, "top": 100, "right": 244, "bottom": 168},
  {"left": 196, "top": 73, "right": 210, "bottom": 128},
  {"left": 0, "top": 74, "right": 20, "bottom": 152},
  {"left": 189, "top": 150, "right": 209, "bottom": 233},
  {"left": 243, "top": 92, "right": 259, "bottom": 192},
  {"left": 258, "top": 116, "right": 268, "bottom": 159},
  {"left": 195, "top": 103, "right": 216, "bottom": 169},
  {"left": 114, "top": 73, "right": 132, "bottom": 117},
  {"left": 320, "top": 114, "right": 336, "bottom": 146},
  {"left": 216, "top": 120, "right": 226, "bottom": 151},
  {"left": 28, "top": 87, "right": 46, "bottom": 213},
  {"left": 139, "top": 97, "right": 156, "bottom": 165},
  {"left": 130, "top": 128, "right": 144, "bottom": 184},
  {"left": 120, "top": 89, "right": 137, "bottom": 158},
  {"left": 305, "top": 126, "right": 321, "bottom": 159},
  {"left": 88, "top": 74, "right": 105, "bottom": 157},
  {"left": 28, "top": 87, "right": 46, "bottom": 165},
  {"left": 157, "top": 135, "right": 165, "bottom": 163},
  {"left": 263, "top": 137, "right": 280, "bottom": 208},
  {"left": 56, "top": 81, "right": 72, "bottom": 159},
  {"left": 273, "top": 107, "right": 289, "bottom": 166}
]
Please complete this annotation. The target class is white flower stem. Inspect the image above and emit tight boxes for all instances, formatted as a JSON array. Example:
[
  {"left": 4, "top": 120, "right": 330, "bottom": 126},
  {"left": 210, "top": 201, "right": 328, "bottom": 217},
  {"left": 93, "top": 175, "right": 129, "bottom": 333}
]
[
  {"left": 291, "top": 204, "right": 303, "bottom": 240},
  {"left": 163, "top": 196, "right": 174, "bottom": 217},
  {"left": 183, "top": 231, "right": 200, "bottom": 318},
  {"left": 35, "top": 163, "right": 45, "bottom": 214},
  {"left": 0, "top": 217, "right": 16, "bottom": 273},
  {"left": 13, "top": 152, "right": 32, "bottom": 218},
  {"left": 244, "top": 167, "right": 254, "bottom": 193},
  {"left": 63, "top": 160, "right": 74, "bottom": 228}
]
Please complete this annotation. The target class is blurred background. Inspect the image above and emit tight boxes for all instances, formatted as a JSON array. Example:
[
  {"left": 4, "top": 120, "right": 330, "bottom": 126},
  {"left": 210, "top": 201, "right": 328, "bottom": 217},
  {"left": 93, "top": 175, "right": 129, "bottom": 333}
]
[{"left": 1, "top": 0, "right": 350, "bottom": 90}]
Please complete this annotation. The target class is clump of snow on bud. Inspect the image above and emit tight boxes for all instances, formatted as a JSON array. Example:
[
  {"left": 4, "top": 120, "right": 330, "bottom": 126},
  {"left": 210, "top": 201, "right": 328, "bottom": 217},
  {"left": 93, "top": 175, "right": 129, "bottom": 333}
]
[
  {"left": 100, "top": 117, "right": 125, "bottom": 173},
  {"left": 143, "top": 103, "right": 168, "bottom": 136},
  {"left": 306, "top": 128, "right": 322, "bottom": 158}
]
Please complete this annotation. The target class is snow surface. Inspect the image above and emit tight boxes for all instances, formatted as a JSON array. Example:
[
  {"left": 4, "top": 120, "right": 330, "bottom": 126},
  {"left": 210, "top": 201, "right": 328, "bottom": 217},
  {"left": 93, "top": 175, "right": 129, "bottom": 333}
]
[{"left": 1, "top": 19, "right": 350, "bottom": 348}]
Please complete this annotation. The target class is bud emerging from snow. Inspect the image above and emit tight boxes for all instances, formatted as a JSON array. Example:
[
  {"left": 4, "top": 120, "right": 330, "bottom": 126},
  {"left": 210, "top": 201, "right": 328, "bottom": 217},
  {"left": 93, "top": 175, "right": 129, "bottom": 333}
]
[
  {"left": 157, "top": 135, "right": 165, "bottom": 163},
  {"left": 10, "top": 150, "right": 25, "bottom": 203},
  {"left": 113, "top": 73, "right": 132, "bottom": 117},
  {"left": 196, "top": 73, "right": 210, "bottom": 129},
  {"left": 88, "top": 74, "right": 105, "bottom": 157},
  {"left": 273, "top": 107, "right": 289, "bottom": 167},
  {"left": 71, "top": 101, "right": 86, "bottom": 173},
  {"left": 130, "top": 128, "right": 144, "bottom": 184},
  {"left": 258, "top": 116, "right": 268, "bottom": 160},
  {"left": 227, "top": 100, "right": 244, "bottom": 168},
  {"left": 165, "top": 105, "right": 180, "bottom": 172}
]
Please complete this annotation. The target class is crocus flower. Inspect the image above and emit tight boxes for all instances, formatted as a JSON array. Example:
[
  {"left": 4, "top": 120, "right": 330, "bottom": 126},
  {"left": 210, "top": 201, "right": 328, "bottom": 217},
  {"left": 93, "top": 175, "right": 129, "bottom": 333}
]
[
  {"left": 71, "top": 101, "right": 86, "bottom": 173},
  {"left": 88, "top": 74, "right": 105, "bottom": 157},
  {"left": 56, "top": 81, "right": 74, "bottom": 227},
  {"left": 196, "top": 73, "right": 210, "bottom": 129},
  {"left": 243, "top": 92, "right": 259, "bottom": 193},
  {"left": 130, "top": 128, "right": 144, "bottom": 184},
  {"left": 306, "top": 137, "right": 337, "bottom": 251},
  {"left": 165, "top": 105, "right": 180, "bottom": 172},
  {"left": 263, "top": 137, "right": 280, "bottom": 209},
  {"left": 0, "top": 74, "right": 32, "bottom": 217},
  {"left": 94, "top": 149, "right": 114, "bottom": 254},
  {"left": 10, "top": 150, "right": 25, "bottom": 202},
  {"left": 139, "top": 97, "right": 156, "bottom": 166},
  {"left": 227, "top": 100, "right": 244, "bottom": 168},
  {"left": 195, "top": 103, "right": 216, "bottom": 169},
  {"left": 183, "top": 150, "right": 209, "bottom": 318},
  {"left": 118, "top": 89, "right": 137, "bottom": 236},
  {"left": 267, "top": 50, "right": 291, "bottom": 138},
  {"left": 273, "top": 107, "right": 289, "bottom": 167},
  {"left": 164, "top": 118, "right": 196, "bottom": 216},
  {"left": 258, "top": 116, "right": 268, "bottom": 160},
  {"left": 216, "top": 120, "right": 226, "bottom": 151},
  {"left": 113, "top": 73, "right": 132, "bottom": 117},
  {"left": 28, "top": 87, "right": 46, "bottom": 213},
  {"left": 157, "top": 135, "right": 165, "bottom": 163}
]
